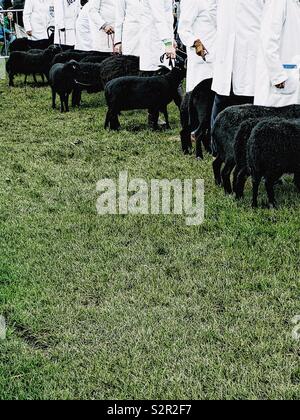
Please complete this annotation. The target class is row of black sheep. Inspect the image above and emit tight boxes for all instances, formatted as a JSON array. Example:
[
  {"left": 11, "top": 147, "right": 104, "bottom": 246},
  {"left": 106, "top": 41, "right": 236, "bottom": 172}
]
[
  {"left": 212, "top": 104, "right": 300, "bottom": 208},
  {"left": 181, "top": 80, "right": 300, "bottom": 208},
  {"left": 6, "top": 37, "right": 300, "bottom": 209}
]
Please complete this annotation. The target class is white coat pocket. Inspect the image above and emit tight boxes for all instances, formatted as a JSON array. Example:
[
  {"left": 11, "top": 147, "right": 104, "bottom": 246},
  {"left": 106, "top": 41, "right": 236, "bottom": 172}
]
[{"left": 272, "top": 69, "right": 299, "bottom": 96}]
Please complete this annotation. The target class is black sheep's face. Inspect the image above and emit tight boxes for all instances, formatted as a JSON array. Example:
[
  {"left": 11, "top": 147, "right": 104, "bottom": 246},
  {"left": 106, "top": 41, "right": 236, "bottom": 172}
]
[{"left": 69, "top": 61, "right": 80, "bottom": 76}]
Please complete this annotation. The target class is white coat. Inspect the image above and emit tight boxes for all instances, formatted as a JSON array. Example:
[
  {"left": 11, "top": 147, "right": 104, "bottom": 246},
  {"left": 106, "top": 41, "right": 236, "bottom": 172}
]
[
  {"left": 178, "top": 0, "right": 216, "bottom": 92},
  {"left": 54, "top": 0, "right": 81, "bottom": 46},
  {"left": 139, "top": 0, "right": 174, "bottom": 72},
  {"left": 75, "top": 2, "right": 92, "bottom": 51},
  {"left": 23, "top": 0, "right": 55, "bottom": 40},
  {"left": 114, "top": 0, "right": 141, "bottom": 56},
  {"left": 88, "top": 0, "right": 116, "bottom": 53},
  {"left": 255, "top": 0, "right": 300, "bottom": 107},
  {"left": 209, "top": 0, "right": 265, "bottom": 97}
]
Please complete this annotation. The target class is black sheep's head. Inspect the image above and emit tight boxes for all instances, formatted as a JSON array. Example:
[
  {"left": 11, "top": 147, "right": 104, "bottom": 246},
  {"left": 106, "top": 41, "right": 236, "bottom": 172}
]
[
  {"left": 45, "top": 45, "right": 61, "bottom": 59},
  {"left": 66, "top": 60, "right": 81, "bottom": 77}
]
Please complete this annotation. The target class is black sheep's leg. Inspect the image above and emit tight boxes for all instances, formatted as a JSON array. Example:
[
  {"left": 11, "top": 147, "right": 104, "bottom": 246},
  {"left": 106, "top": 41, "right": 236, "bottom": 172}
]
[
  {"left": 41, "top": 73, "right": 45, "bottom": 84},
  {"left": 221, "top": 159, "right": 235, "bottom": 194},
  {"left": 251, "top": 175, "right": 262, "bottom": 208},
  {"left": 265, "top": 178, "right": 277, "bottom": 209},
  {"left": 9, "top": 73, "right": 14, "bottom": 87},
  {"left": 203, "top": 128, "right": 212, "bottom": 154},
  {"left": 173, "top": 86, "right": 184, "bottom": 110},
  {"left": 33, "top": 74, "right": 38, "bottom": 84},
  {"left": 108, "top": 108, "right": 121, "bottom": 130},
  {"left": 60, "top": 94, "right": 64, "bottom": 113},
  {"left": 213, "top": 156, "right": 223, "bottom": 186},
  {"left": 52, "top": 88, "right": 56, "bottom": 109},
  {"left": 180, "top": 127, "right": 192, "bottom": 155},
  {"left": 72, "top": 88, "right": 80, "bottom": 108},
  {"left": 64, "top": 94, "right": 69, "bottom": 113},
  {"left": 235, "top": 168, "right": 249, "bottom": 199},
  {"left": 111, "top": 114, "right": 121, "bottom": 130},
  {"left": 24, "top": 75, "right": 27, "bottom": 85},
  {"left": 194, "top": 125, "right": 205, "bottom": 160},
  {"left": 162, "top": 108, "right": 171, "bottom": 130},
  {"left": 148, "top": 109, "right": 159, "bottom": 130},
  {"left": 104, "top": 110, "right": 111, "bottom": 129}
]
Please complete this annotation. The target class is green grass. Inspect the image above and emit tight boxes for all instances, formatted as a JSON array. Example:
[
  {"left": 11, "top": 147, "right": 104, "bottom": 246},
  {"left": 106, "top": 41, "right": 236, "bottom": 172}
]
[{"left": 0, "top": 78, "right": 299, "bottom": 400}]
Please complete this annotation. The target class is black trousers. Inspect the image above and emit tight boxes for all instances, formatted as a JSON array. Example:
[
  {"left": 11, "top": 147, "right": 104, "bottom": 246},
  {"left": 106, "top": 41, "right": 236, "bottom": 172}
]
[{"left": 211, "top": 88, "right": 254, "bottom": 129}]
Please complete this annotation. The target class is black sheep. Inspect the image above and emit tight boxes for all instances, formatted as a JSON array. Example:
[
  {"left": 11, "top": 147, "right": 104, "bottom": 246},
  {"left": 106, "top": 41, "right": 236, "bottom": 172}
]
[
  {"left": 247, "top": 118, "right": 300, "bottom": 208},
  {"left": 51, "top": 51, "right": 109, "bottom": 66},
  {"left": 80, "top": 54, "right": 112, "bottom": 65},
  {"left": 99, "top": 55, "right": 140, "bottom": 88},
  {"left": 104, "top": 66, "right": 186, "bottom": 130},
  {"left": 71, "top": 62, "right": 103, "bottom": 107},
  {"left": 180, "top": 78, "right": 214, "bottom": 159},
  {"left": 49, "top": 60, "right": 80, "bottom": 113},
  {"left": 212, "top": 104, "right": 300, "bottom": 193},
  {"left": 6, "top": 45, "right": 61, "bottom": 86},
  {"left": 9, "top": 28, "right": 55, "bottom": 53}
]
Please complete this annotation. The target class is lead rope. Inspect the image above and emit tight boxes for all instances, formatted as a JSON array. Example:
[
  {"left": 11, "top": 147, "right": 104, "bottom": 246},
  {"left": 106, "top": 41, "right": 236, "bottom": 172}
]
[{"left": 108, "top": 33, "right": 116, "bottom": 53}]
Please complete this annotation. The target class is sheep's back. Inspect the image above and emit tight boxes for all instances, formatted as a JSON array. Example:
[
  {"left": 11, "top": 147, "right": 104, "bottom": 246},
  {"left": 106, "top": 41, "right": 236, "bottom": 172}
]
[{"left": 247, "top": 118, "right": 300, "bottom": 175}]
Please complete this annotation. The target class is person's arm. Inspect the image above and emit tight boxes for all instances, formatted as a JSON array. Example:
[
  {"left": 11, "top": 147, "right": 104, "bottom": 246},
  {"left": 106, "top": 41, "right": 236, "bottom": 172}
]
[
  {"left": 148, "top": 0, "right": 175, "bottom": 57},
  {"left": 260, "top": 0, "right": 288, "bottom": 87},
  {"left": 114, "top": 0, "right": 126, "bottom": 46},
  {"left": 178, "top": 0, "right": 199, "bottom": 48},
  {"left": 54, "top": 0, "right": 66, "bottom": 31},
  {"left": 207, "top": 0, "right": 218, "bottom": 28},
  {"left": 23, "top": 0, "right": 33, "bottom": 35},
  {"left": 89, "top": 0, "right": 107, "bottom": 31},
  {"left": 149, "top": 0, "right": 172, "bottom": 43}
]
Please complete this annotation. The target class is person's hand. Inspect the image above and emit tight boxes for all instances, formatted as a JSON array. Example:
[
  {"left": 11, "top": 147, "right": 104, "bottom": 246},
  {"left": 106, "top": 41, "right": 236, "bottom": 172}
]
[
  {"left": 275, "top": 81, "right": 286, "bottom": 89},
  {"left": 165, "top": 45, "right": 176, "bottom": 59},
  {"left": 60, "top": 28, "right": 66, "bottom": 32},
  {"left": 104, "top": 25, "right": 114, "bottom": 35},
  {"left": 26, "top": 31, "right": 32, "bottom": 37},
  {"left": 114, "top": 43, "right": 122, "bottom": 54},
  {"left": 194, "top": 39, "right": 208, "bottom": 61}
]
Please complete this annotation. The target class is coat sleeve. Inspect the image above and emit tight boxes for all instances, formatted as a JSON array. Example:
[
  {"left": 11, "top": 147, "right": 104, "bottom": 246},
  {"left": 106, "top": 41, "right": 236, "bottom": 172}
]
[
  {"left": 89, "top": 0, "right": 107, "bottom": 30},
  {"left": 207, "top": 0, "right": 218, "bottom": 28},
  {"left": 114, "top": 0, "right": 126, "bottom": 44},
  {"left": 260, "top": 0, "right": 288, "bottom": 86},
  {"left": 54, "top": 0, "right": 66, "bottom": 30},
  {"left": 178, "top": 0, "right": 199, "bottom": 48},
  {"left": 148, "top": 0, "right": 173, "bottom": 42},
  {"left": 23, "top": 0, "right": 33, "bottom": 32}
]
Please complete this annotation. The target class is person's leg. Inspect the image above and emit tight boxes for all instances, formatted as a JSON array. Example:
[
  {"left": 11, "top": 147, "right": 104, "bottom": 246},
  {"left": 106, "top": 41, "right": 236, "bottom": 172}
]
[
  {"left": 211, "top": 93, "right": 232, "bottom": 129},
  {"left": 235, "top": 95, "right": 254, "bottom": 106},
  {"left": 211, "top": 88, "right": 254, "bottom": 131}
]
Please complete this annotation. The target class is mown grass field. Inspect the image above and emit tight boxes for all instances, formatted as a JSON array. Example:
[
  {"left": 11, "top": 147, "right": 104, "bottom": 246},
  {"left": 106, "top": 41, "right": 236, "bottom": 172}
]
[{"left": 0, "top": 77, "right": 299, "bottom": 400}]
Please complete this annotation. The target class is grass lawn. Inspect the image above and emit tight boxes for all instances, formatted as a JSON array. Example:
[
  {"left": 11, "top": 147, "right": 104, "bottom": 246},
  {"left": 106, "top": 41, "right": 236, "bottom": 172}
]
[{"left": 0, "top": 77, "right": 299, "bottom": 400}]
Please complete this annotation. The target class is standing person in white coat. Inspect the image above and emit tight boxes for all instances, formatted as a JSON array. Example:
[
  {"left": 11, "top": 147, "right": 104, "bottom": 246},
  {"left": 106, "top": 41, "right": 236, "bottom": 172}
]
[
  {"left": 54, "top": 0, "right": 81, "bottom": 47},
  {"left": 88, "top": 0, "right": 116, "bottom": 53},
  {"left": 178, "top": 0, "right": 216, "bottom": 93},
  {"left": 139, "top": 0, "right": 176, "bottom": 73},
  {"left": 23, "top": 0, "right": 55, "bottom": 40},
  {"left": 114, "top": 0, "right": 141, "bottom": 57},
  {"left": 255, "top": 0, "right": 300, "bottom": 107},
  {"left": 208, "top": 0, "right": 266, "bottom": 126},
  {"left": 75, "top": 0, "right": 92, "bottom": 51}
]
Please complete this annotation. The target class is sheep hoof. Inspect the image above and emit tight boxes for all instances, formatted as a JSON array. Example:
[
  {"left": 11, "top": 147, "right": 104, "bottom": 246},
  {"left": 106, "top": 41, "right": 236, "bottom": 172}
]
[{"left": 268, "top": 202, "right": 277, "bottom": 210}]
